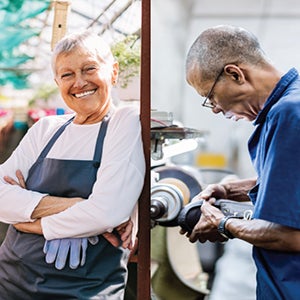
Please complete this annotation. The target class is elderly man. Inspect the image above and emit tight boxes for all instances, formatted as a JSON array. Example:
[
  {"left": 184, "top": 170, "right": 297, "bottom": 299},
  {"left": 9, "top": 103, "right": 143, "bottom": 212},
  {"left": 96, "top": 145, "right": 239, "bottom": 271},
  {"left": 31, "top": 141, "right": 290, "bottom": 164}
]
[{"left": 184, "top": 25, "right": 300, "bottom": 300}]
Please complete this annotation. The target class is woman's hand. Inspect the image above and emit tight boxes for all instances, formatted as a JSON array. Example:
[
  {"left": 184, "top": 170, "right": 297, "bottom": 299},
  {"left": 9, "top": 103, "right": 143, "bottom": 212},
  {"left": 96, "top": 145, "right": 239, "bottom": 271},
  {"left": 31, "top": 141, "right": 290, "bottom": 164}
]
[
  {"left": 103, "top": 219, "right": 135, "bottom": 249},
  {"left": 4, "top": 171, "right": 135, "bottom": 246},
  {"left": 4, "top": 169, "right": 26, "bottom": 189},
  {"left": 3, "top": 170, "right": 42, "bottom": 234},
  {"left": 13, "top": 219, "right": 43, "bottom": 234}
]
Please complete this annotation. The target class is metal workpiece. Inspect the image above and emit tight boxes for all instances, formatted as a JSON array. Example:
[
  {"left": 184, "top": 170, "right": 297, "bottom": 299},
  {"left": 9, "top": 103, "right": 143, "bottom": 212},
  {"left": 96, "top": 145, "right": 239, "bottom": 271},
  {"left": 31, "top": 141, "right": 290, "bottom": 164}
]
[{"left": 151, "top": 126, "right": 208, "bottom": 160}]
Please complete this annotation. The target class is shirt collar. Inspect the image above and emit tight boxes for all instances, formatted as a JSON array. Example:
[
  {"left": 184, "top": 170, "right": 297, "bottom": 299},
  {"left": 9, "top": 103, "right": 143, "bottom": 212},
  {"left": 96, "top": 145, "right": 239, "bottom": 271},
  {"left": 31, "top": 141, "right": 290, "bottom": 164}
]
[{"left": 254, "top": 68, "right": 299, "bottom": 125}]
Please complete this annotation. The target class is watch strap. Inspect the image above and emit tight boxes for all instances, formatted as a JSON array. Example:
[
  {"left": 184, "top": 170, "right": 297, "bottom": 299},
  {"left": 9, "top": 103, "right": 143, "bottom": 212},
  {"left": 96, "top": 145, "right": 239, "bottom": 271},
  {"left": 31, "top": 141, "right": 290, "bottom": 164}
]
[{"left": 218, "top": 215, "right": 238, "bottom": 239}]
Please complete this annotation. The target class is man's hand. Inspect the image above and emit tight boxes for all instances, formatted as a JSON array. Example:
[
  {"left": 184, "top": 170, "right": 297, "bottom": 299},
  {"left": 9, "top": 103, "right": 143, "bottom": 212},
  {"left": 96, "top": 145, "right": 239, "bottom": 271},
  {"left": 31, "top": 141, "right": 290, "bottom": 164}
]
[
  {"left": 186, "top": 200, "right": 228, "bottom": 243},
  {"left": 180, "top": 183, "right": 227, "bottom": 238},
  {"left": 103, "top": 219, "right": 134, "bottom": 249},
  {"left": 192, "top": 183, "right": 227, "bottom": 202}
]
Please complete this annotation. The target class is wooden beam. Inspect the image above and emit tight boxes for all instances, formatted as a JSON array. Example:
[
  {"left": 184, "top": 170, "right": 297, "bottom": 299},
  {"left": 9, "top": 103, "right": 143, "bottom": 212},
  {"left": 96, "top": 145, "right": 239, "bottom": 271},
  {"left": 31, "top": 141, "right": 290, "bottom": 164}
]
[{"left": 137, "top": 0, "right": 151, "bottom": 299}]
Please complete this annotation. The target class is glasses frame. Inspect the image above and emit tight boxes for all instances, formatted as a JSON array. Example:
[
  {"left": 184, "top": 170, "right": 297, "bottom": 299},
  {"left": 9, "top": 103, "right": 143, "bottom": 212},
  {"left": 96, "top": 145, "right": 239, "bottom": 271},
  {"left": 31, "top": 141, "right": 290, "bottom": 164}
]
[{"left": 202, "top": 68, "right": 224, "bottom": 108}]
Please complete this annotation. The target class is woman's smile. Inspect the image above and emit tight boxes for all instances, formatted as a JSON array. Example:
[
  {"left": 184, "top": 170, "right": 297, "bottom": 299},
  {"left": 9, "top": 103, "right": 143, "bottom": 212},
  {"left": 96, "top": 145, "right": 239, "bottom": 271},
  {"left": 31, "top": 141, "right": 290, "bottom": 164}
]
[{"left": 73, "top": 89, "right": 97, "bottom": 98}]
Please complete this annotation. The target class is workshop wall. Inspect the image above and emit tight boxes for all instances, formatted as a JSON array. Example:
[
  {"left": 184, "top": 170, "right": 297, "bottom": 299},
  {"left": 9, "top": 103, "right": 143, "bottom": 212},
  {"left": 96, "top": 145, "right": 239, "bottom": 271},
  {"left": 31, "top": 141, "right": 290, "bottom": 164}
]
[{"left": 152, "top": 0, "right": 300, "bottom": 178}]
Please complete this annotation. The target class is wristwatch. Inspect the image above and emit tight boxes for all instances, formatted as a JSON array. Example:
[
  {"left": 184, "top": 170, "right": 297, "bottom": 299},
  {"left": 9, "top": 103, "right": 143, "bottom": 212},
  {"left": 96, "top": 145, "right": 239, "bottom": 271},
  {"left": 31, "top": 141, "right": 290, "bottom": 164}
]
[{"left": 217, "top": 215, "right": 237, "bottom": 239}]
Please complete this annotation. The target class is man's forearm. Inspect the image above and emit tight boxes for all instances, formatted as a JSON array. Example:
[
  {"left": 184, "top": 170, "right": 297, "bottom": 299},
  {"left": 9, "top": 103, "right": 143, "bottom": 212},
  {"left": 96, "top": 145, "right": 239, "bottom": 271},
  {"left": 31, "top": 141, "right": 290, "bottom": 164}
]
[
  {"left": 227, "top": 218, "right": 300, "bottom": 252},
  {"left": 31, "top": 195, "right": 83, "bottom": 219},
  {"left": 222, "top": 177, "right": 257, "bottom": 201}
]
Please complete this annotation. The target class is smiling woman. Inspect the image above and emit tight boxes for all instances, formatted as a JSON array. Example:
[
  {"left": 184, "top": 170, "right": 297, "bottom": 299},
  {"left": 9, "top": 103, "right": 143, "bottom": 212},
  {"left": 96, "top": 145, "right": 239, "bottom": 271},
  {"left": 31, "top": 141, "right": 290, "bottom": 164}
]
[
  {"left": 52, "top": 32, "right": 118, "bottom": 124},
  {"left": 0, "top": 30, "right": 145, "bottom": 299},
  {"left": 53, "top": 32, "right": 119, "bottom": 124}
]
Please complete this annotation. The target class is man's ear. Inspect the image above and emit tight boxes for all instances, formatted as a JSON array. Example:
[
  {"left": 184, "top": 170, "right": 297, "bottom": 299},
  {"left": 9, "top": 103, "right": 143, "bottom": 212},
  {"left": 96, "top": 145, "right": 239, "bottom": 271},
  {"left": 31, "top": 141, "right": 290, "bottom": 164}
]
[{"left": 224, "top": 64, "right": 245, "bottom": 83}]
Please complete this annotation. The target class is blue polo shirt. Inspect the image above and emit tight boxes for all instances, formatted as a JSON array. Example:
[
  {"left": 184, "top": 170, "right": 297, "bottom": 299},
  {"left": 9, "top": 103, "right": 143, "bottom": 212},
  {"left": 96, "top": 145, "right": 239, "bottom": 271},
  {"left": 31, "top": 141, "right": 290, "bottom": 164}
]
[{"left": 248, "top": 68, "right": 300, "bottom": 299}]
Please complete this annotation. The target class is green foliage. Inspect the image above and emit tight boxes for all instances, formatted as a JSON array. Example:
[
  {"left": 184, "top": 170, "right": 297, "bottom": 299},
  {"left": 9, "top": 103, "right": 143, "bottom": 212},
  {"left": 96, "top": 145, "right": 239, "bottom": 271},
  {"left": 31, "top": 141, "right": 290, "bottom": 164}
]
[
  {"left": 0, "top": 0, "right": 50, "bottom": 89},
  {"left": 28, "top": 84, "right": 58, "bottom": 107},
  {"left": 111, "top": 35, "right": 141, "bottom": 88}
]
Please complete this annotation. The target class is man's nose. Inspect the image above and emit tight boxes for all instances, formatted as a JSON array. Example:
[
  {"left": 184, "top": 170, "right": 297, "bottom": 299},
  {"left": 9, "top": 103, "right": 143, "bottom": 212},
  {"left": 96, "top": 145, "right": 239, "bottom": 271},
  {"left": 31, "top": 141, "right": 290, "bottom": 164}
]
[{"left": 212, "top": 105, "right": 222, "bottom": 114}]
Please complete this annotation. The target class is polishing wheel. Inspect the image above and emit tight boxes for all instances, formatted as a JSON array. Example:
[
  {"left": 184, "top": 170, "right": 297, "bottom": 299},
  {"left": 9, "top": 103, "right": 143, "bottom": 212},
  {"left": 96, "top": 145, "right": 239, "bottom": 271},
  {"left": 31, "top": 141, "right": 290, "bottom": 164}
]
[
  {"left": 151, "top": 166, "right": 202, "bottom": 226},
  {"left": 152, "top": 165, "right": 202, "bottom": 199}
]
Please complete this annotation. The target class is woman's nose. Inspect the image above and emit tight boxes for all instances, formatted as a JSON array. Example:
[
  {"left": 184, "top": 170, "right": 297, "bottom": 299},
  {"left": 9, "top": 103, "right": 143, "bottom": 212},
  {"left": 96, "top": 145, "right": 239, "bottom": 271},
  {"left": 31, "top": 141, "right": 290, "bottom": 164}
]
[{"left": 73, "top": 74, "right": 87, "bottom": 88}]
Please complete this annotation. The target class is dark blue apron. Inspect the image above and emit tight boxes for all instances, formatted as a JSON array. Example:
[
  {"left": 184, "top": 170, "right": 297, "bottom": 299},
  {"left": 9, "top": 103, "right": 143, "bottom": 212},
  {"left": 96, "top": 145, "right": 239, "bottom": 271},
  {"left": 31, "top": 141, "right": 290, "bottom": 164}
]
[{"left": 0, "top": 116, "right": 129, "bottom": 300}]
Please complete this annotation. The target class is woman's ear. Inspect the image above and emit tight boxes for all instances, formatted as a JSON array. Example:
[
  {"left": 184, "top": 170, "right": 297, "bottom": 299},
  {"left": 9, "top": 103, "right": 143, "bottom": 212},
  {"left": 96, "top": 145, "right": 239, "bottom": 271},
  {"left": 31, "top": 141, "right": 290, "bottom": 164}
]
[
  {"left": 111, "top": 61, "right": 119, "bottom": 85},
  {"left": 224, "top": 64, "right": 245, "bottom": 83}
]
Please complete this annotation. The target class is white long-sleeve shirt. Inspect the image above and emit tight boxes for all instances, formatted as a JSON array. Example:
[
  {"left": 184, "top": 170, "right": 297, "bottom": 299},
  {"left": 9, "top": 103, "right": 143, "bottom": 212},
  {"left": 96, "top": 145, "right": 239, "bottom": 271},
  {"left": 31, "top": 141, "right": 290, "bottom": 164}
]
[{"left": 0, "top": 105, "right": 145, "bottom": 240}]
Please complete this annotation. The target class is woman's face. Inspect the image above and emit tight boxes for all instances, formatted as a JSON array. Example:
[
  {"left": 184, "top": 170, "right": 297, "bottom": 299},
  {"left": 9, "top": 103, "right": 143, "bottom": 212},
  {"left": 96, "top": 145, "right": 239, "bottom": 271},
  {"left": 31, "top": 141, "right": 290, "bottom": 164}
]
[{"left": 54, "top": 47, "right": 118, "bottom": 124}]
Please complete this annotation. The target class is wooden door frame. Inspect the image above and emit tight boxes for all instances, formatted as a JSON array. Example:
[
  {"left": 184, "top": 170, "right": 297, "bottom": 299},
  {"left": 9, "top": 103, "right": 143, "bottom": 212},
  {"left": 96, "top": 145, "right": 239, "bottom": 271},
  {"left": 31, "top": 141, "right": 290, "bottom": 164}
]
[{"left": 137, "top": 0, "right": 151, "bottom": 299}]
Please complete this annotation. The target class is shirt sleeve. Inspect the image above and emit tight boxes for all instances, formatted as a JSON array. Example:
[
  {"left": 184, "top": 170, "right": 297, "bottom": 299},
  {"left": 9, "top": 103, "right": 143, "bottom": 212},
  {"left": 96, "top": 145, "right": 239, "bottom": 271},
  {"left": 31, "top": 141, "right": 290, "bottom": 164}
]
[
  {"left": 41, "top": 106, "right": 146, "bottom": 239},
  {"left": 0, "top": 118, "right": 58, "bottom": 223},
  {"left": 254, "top": 103, "right": 300, "bottom": 229}
]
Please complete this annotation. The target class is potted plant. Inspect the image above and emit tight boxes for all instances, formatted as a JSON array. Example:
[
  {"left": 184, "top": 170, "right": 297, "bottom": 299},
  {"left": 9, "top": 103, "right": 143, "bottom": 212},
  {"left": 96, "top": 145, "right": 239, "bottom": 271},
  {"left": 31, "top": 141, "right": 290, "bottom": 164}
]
[{"left": 111, "top": 34, "right": 141, "bottom": 101}]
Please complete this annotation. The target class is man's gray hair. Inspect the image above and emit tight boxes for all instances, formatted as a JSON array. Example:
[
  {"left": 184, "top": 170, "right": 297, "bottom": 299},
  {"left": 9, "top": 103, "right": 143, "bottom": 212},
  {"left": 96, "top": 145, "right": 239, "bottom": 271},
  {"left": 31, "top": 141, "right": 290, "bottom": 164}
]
[
  {"left": 186, "top": 25, "right": 269, "bottom": 82},
  {"left": 52, "top": 30, "right": 115, "bottom": 74}
]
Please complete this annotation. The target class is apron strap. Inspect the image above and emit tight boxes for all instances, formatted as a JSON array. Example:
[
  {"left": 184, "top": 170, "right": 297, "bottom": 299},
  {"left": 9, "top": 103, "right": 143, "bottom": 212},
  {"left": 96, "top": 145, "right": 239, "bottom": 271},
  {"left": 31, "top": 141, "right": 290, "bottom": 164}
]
[
  {"left": 38, "top": 116, "right": 75, "bottom": 159},
  {"left": 93, "top": 115, "right": 110, "bottom": 165},
  {"left": 37, "top": 115, "right": 109, "bottom": 164}
]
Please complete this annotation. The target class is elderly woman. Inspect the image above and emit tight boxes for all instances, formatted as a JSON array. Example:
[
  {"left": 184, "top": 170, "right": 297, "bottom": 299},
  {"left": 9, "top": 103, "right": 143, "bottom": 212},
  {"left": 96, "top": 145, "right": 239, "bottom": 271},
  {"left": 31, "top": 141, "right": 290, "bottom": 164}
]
[{"left": 0, "top": 31, "right": 145, "bottom": 299}]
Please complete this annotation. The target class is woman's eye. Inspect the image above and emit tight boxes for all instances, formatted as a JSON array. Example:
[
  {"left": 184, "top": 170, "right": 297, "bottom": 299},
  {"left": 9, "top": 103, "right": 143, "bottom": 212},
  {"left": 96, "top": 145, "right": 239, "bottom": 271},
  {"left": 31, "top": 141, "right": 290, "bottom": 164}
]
[
  {"left": 85, "top": 66, "right": 97, "bottom": 73},
  {"left": 61, "top": 73, "right": 72, "bottom": 79}
]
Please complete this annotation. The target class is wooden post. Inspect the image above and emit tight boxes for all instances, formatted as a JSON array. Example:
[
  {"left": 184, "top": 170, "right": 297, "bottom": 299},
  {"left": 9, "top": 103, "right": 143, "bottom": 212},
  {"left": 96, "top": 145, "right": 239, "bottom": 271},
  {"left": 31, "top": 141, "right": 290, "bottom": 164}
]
[
  {"left": 137, "top": 0, "right": 151, "bottom": 299},
  {"left": 51, "top": 0, "right": 71, "bottom": 50}
]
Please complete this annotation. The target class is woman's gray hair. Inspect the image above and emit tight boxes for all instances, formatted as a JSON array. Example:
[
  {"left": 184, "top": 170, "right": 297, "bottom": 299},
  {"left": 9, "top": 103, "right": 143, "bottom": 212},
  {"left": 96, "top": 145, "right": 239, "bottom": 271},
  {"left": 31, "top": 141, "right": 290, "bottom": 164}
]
[
  {"left": 186, "top": 25, "right": 270, "bottom": 82},
  {"left": 52, "top": 30, "right": 115, "bottom": 74}
]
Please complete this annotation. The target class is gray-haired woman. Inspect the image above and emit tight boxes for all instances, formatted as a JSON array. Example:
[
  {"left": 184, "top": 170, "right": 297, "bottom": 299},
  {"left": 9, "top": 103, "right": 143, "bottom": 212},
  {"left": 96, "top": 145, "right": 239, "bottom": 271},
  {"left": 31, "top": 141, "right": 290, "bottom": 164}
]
[{"left": 0, "top": 31, "right": 145, "bottom": 299}]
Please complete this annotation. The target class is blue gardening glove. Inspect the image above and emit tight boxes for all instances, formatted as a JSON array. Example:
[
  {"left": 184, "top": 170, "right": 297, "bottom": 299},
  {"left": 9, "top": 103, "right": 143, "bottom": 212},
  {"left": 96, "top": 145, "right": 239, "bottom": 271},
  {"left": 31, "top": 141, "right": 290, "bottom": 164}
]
[{"left": 43, "top": 237, "right": 99, "bottom": 270}]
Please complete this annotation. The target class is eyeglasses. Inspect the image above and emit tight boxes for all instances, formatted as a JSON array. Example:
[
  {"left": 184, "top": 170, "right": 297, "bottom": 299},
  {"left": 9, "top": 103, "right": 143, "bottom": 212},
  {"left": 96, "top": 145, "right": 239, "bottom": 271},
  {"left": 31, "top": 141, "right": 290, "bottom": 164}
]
[{"left": 202, "top": 68, "right": 224, "bottom": 109}]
